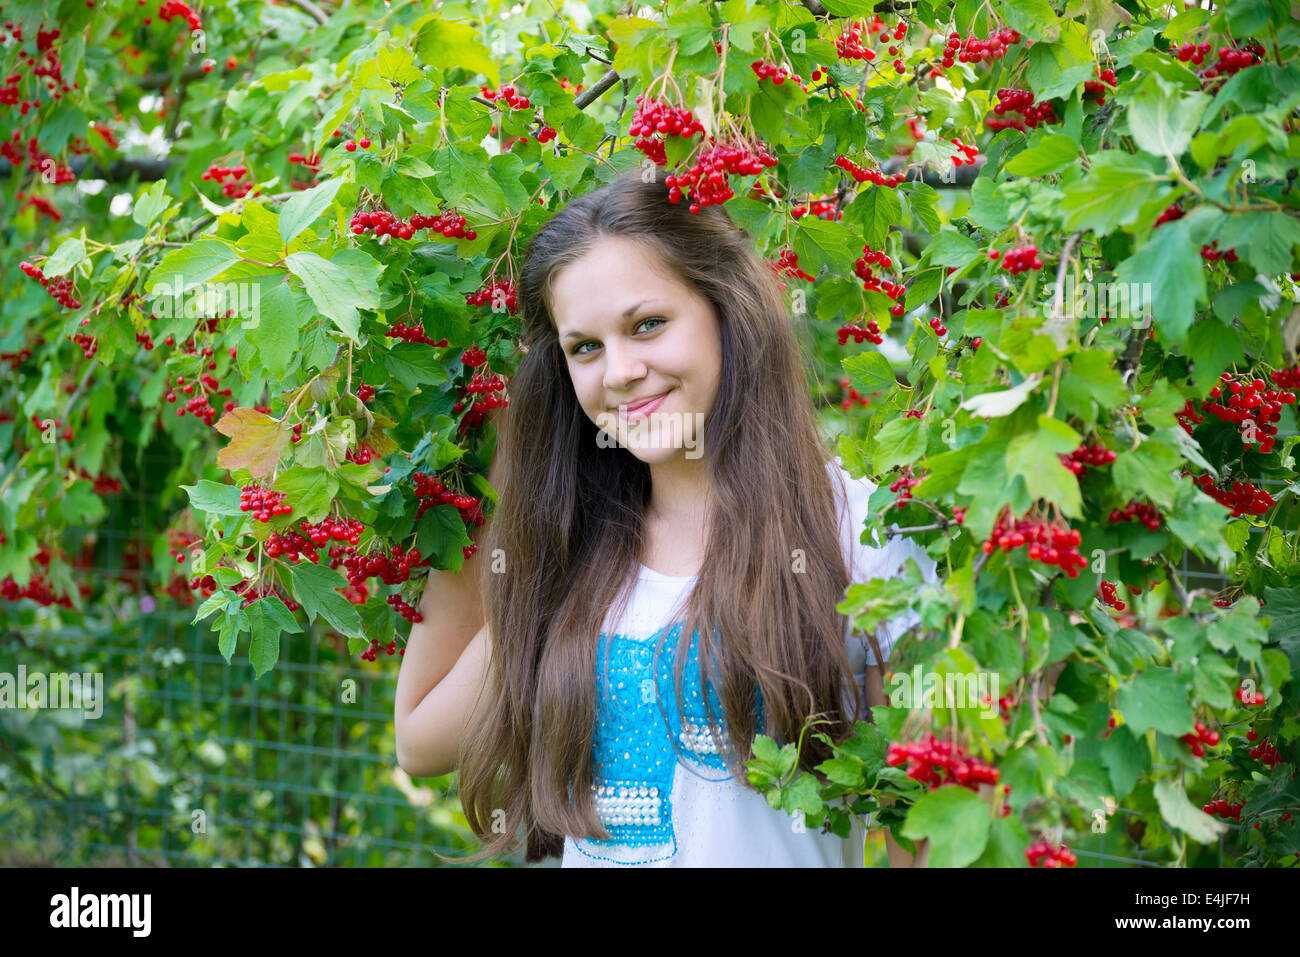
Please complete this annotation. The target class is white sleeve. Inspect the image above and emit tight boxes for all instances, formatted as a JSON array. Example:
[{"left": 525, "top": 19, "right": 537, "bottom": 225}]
[{"left": 834, "top": 457, "right": 939, "bottom": 668}]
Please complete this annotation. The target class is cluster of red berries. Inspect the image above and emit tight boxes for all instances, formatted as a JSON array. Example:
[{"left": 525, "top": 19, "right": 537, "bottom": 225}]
[
  {"left": 239, "top": 484, "right": 291, "bottom": 522},
  {"left": 386, "top": 322, "right": 449, "bottom": 347},
  {"left": 835, "top": 16, "right": 903, "bottom": 61},
  {"left": 1200, "top": 240, "right": 1238, "bottom": 262},
  {"left": 885, "top": 733, "right": 999, "bottom": 791},
  {"left": 1203, "top": 798, "right": 1243, "bottom": 820},
  {"left": 1083, "top": 65, "right": 1118, "bottom": 102},
  {"left": 982, "top": 510, "right": 1087, "bottom": 577},
  {"left": 1250, "top": 738, "right": 1281, "bottom": 766},
  {"left": 770, "top": 248, "right": 816, "bottom": 283},
  {"left": 412, "top": 472, "right": 486, "bottom": 525},
  {"left": 360, "top": 637, "right": 404, "bottom": 661},
  {"left": 1181, "top": 720, "right": 1221, "bottom": 757},
  {"left": 1175, "top": 399, "right": 1204, "bottom": 434},
  {"left": 201, "top": 163, "right": 252, "bottom": 198},
  {"left": 926, "top": 315, "right": 947, "bottom": 337},
  {"left": 1025, "top": 840, "right": 1077, "bottom": 868},
  {"left": 68, "top": 332, "right": 96, "bottom": 358},
  {"left": 336, "top": 541, "right": 427, "bottom": 588},
  {"left": 1109, "top": 500, "right": 1163, "bottom": 531},
  {"left": 629, "top": 94, "right": 705, "bottom": 166},
  {"left": 454, "top": 370, "right": 507, "bottom": 435},
  {"left": 166, "top": 526, "right": 202, "bottom": 566},
  {"left": 385, "top": 593, "right": 423, "bottom": 625},
  {"left": 343, "top": 134, "right": 372, "bottom": 151},
  {"left": 988, "top": 89, "right": 1056, "bottom": 131},
  {"left": 666, "top": 139, "right": 779, "bottom": 213},
  {"left": 345, "top": 442, "right": 375, "bottom": 465},
  {"left": 948, "top": 137, "right": 979, "bottom": 167},
  {"left": 1271, "top": 365, "right": 1300, "bottom": 389},
  {"left": 889, "top": 466, "right": 923, "bottom": 504},
  {"left": 852, "top": 243, "right": 906, "bottom": 317},
  {"left": 466, "top": 278, "right": 518, "bottom": 315},
  {"left": 997, "top": 244, "right": 1043, "bottom": 274},
  {"left": 1235, "top": 684, "right": 1267, "bottom": 707},
  {"left": 750, "top": 59, "right": 807, "bottom": 90},
  {"left": 940, "top": 27, "right": 1021, "bottom": 69},
  {"left": 834, "top": 154, "right": 905, "bottom": 188},
  {"left": 231, "top": 581, "right": 301, "bottom": 611},
  {"left": 790, "top": 197, "right": 841, "bottom": 221},
  {"left": 350, "top": 208, "right": 475, "bottom": 241},
  {"left": 1202, "top": 372, "right": 1294, "bottom": 454},
  {"left": 837, "top": 321, "right": 884, "bottom": 346},
  {"left": 1192, "top": 474, "right": 1275, "bottom": 517},
  {"left": 20, "top": 261, "right": 81, "bottom": 308},
  {"left": 287, "top": 151, "right": 321, "bottom": 172},
  {"left": 1098, "top": 580, "right": 1126, "bottom": 611},
  {"left": 460, "top": 344, "right": 487, "bottom": 368},
  {"left": 837, "top": 378, "right": 874, "bottom": 410},
  {"left": 1205, "top": 41, "right": 1266, "bottom": 80},
  {"left": 480, "top": 83, "right": 530, "bottom": 110},
  {"left": 1173, "top": 40, "right": 1213, "bottom": 65},
  {"left": 158, "top": 0, "right": 202, "bottom": 32},
  {"left": 0, "top": 543, "right": 80, "bottom": 609},
  {"left": 1154, "top": 202, "right": 1186, "bottom": 228},
  {"left": 453, "top": 368, "right": 504, "bottom": 412},
  {"left": 1060, "top": 443, "right": 1116, "bottom": 476},
  {"left": 165, "top": 369, "right": 233, "bottom": 426}
]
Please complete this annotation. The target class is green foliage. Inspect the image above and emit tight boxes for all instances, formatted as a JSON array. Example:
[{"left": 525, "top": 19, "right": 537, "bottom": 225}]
[{"left": 3, "top": 0, "right": 1299, "bottom": 868}]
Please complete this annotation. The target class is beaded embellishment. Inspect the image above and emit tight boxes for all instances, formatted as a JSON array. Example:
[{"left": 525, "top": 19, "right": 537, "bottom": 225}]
[{"left": 583, "top": 621, "right": 766, "bottom": 853}]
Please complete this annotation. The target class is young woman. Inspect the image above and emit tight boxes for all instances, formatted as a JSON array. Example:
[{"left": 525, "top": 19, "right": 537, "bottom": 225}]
[{"left": 394, "top": 166, "right": 937, "bottom": 867}]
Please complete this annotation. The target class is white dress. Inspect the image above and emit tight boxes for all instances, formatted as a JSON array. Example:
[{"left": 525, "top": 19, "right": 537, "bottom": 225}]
[{"left": 560, "top": 456, "right": 938, "bottom": 866}]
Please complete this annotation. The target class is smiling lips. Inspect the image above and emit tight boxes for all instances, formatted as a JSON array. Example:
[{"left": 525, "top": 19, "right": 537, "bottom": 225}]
[{"left": 616, "top": 391, "right": 669, "bottom": 416}]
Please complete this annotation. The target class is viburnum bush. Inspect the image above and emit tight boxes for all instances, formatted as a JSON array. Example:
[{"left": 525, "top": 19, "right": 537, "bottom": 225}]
[{"left": 2, "top": 0, "right": 1299, "bottom": 868}]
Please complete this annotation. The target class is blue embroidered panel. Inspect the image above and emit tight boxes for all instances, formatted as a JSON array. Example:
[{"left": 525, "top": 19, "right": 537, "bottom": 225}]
[{"left": 585, "top": 621, "right": 767, "bottom": 850}]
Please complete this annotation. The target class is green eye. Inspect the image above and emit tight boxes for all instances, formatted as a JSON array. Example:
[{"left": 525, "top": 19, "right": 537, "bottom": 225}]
[{"left": 571, "top": 317, "right": 665, "bottom": 356}]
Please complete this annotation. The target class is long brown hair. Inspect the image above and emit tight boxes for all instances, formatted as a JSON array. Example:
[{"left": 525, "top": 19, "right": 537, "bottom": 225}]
[{"left": 451, "top": 166, "right": 880, "bottom": 865}]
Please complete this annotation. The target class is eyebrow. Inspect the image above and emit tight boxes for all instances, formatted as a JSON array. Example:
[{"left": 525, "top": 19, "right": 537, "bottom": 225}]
[{"left": 560, "top": 299, "right": 659, "bottom": 343}]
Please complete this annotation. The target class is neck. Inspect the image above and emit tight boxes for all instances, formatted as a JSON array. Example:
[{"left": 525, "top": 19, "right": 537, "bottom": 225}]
[{"left": 646, "top": 454, "right": 714, "bottom": 527}]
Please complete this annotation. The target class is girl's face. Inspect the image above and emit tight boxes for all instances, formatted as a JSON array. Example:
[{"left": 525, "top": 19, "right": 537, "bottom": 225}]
[{"left": 550, "top": 235, "right": 722, "bottom": 465}]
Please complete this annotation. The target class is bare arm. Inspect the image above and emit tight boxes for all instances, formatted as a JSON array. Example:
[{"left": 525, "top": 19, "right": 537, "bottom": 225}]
[
  {"left": 864, "top": 662, "right": 930, "bottom": 868},
  {"left": 393, "top": 403, "right": 507, "bottom": 778}
]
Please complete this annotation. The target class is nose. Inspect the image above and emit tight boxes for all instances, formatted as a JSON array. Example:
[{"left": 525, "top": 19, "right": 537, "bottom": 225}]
[{"left": 602, "top": 339, "right": 648, "bottom": 393}]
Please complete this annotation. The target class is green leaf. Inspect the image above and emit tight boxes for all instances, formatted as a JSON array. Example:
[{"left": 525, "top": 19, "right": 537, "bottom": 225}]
[
  {"left": 1187, "top": 319, "right": 1245, "bottom": 396},
  {"left": 287, "top": 563, "right": 364, "bottom": 637},
  {"left": 413, "top": 16, "right": 497, "bottom": 84},
  {"left": 285, "top": 251, "right": 380, "bottom": 341},
  {"left": 1005, "top": 418, "right": 1083, "bottom": 517},
  {"left": 1114, "top": 213, "right": 1208, "bottom": 348},
  {"left": 433, "top": 142, "right": 508, "bottom": 219},
  {"left": 924, "top": 228, "right": 981, "bottom": 268},
  {"left": 1060, "top": 152, "right": 1166, "bottom": 236},
  {"left": 132, "top": 180, "right": 172, "bottom": 227},
  {"left": 279, "top": 178, "right": 344, "bottom": 246},
  {"left": 1101, "top": 724, "right": 1149, "bottom": 800},
  {"left": 899, "top": 785, "right": 991, "bottom": 868},
  {"left": 1112, "top": 439, "right": 1181, "bottom": 509},
  {"left": 385, "top": 342, "right": 451, "bottom": 392},
  {"left": 848, "top": 186, "right": 902, "bottom": 251},
  {"left": 999, "top": 0, "right": 1060, "bottom": 42},
  {"left": 43, "top": 237, "right": 86, "bottom": 278},
  {"left": 1117, "top": 668, "right": 1193, "bottom": 737},
  {"left": 146, "top": 239, "right": 241, "bottom": 297},
  {"left": 272, "top": 466, "right": 339, "bottom": 524},
  {"left": 1153, "top": 779, "right": 1229, "bottom": 844},
  {"left": 842, "top": 350, "right": 897, "bottom": 394},
  {"left": 971, "top": 814, "right": 1030, "bottom": 867},
  {"left": 1126, "top": 73, "right": 1211, "bottom": 158},
  {"left": 181, "top": 480, "right": 244, "bottom": 516},
  {"left": 1005, "top": 133, "right": 1079, "bottom": 176},
  {"left": 871, "top": 417, "right": 928, "bottom": 473},
  {"left": 1215, "top": 211, "right": 1300, "bottom": 278}
]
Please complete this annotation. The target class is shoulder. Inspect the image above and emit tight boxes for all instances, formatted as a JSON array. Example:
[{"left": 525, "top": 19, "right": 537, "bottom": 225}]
[{"left": 825, "top": 455, "right": 937, "bottom": 585}]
